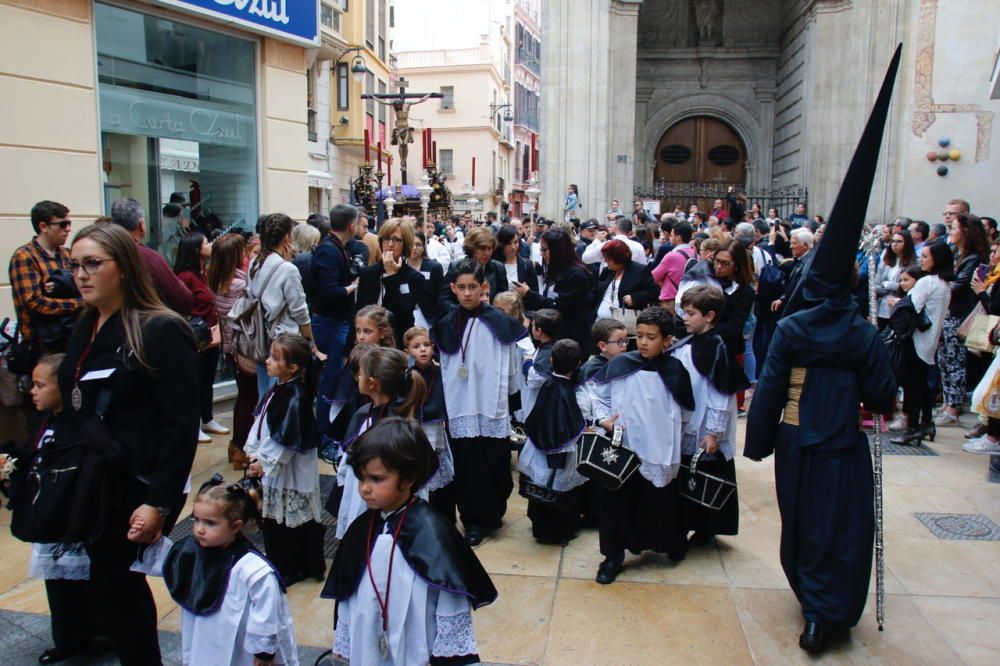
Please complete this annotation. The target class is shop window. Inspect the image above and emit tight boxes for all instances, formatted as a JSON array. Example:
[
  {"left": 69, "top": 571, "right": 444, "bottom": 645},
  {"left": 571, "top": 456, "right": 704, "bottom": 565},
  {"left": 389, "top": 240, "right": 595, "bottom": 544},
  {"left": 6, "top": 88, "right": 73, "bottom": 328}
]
[
  {"left": 440, "top": 86, "right": 454, "bottom": 110},
  {"left": 95, "top": 2, "right": 258, "bottom": 255}
]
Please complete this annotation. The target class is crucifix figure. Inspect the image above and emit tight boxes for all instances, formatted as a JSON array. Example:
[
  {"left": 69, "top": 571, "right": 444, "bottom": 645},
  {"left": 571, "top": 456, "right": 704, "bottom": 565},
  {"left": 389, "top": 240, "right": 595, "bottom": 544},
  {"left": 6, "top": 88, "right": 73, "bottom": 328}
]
[{"left": 363, "top": 77, "right": 442, "bottom": 184}]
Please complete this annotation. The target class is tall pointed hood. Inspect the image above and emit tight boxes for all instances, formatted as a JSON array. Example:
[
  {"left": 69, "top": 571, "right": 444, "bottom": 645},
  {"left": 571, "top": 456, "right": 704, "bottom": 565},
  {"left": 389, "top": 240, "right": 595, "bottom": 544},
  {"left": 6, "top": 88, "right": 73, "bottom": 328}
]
[{"left": 783, "top": 45, "right": 902, "bottom": 316}]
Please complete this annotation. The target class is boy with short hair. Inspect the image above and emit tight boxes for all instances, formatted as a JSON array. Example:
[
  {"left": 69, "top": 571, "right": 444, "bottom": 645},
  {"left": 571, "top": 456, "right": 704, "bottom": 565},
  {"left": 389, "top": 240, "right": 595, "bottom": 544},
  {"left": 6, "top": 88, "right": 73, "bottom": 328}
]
[
  {"left": 521, "top": 308, "right": 562, "bottom": 417},
  {"left": 578, "top": 319, "right": 628, "bottom": 423},
  {"left": 518, "top": 339, "right": 588, "bottom": 545},
  {"left": 673, "top": 285, "right": 748, "bottom": 545},
  {"left": 592, "top": 307, "right": 694, "bottom": 584},
  {"left": 431, "top": 259, "right": 528, "bottom": 545}
]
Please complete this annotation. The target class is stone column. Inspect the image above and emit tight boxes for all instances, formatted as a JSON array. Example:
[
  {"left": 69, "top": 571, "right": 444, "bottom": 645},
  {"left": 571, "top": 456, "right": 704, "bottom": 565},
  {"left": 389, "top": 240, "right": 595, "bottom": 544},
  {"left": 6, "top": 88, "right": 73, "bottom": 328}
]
[{"left": 540, "top": 0, "right": 642, "bottom": 218}]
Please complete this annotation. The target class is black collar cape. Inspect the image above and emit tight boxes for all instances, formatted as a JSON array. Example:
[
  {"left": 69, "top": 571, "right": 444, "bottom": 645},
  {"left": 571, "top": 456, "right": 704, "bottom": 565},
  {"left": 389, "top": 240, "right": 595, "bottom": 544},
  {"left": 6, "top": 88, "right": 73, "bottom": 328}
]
[
  {"left": 524, "top": 375, "right": 585, "bottom": 451},
  {"left": 431, "top": 303, "right": 527, "bottom": 354},
  {"left": 578, "top": 354, "right": 609, "bottom": 384},
  {"left": 413, "top": 363, "right": 446, "bottom": 423},
  {"left": 673, "top": 333, "right": 750, "bottom": 395},
  {"left": 164, "top": 535, "right": 284, "bottom": 616},
  {"left": 594, "top": 350, "right": 695, "bottom": 411},
  {"left": 531, "top": 341, "right": 554, "bottom": 378},
  {"left": 321, "top": 497, "right": 497, "bottom": 609},
  {"left": 257, "top": 379, "right": 318, "bottom": 452}
]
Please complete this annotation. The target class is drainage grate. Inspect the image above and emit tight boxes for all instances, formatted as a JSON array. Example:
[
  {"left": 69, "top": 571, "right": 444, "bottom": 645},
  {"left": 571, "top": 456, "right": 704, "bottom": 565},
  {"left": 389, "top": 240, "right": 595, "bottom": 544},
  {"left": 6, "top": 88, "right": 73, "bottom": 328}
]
[
  {"left": 878, "top": 441, "right": 940, "bottom": 456},
  {"left": 914, "top": 513, "right": 1000, "bottom": 541},
  {"left": 169, "top": 474, "right": 341, "bottom": 559}
]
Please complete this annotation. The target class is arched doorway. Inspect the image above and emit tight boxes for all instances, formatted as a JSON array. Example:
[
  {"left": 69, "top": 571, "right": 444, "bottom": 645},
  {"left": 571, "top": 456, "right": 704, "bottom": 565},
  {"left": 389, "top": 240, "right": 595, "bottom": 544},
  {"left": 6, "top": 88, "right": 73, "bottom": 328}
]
[{"left": 653, "top": 116, "right": 747, "bottom": 213}]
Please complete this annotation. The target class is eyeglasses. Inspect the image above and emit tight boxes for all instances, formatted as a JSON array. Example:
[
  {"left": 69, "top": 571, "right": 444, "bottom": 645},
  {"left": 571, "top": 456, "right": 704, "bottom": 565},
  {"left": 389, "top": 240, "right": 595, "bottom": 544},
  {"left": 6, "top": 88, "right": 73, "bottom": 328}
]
[
  {"left": 714, "top": 259, "right": 734, "bottom": 267},
  {"left": 44, "top": 220, "right": 72, "bottom": 229},
  {"left": 69, "top": 257, "right": 111, "bottom": 274},
  {"left": 385, "top": 236, "right": 404, "bottom": 244},
  {"left": 605, "top": 338, "right": 629, "bottom": 347}
]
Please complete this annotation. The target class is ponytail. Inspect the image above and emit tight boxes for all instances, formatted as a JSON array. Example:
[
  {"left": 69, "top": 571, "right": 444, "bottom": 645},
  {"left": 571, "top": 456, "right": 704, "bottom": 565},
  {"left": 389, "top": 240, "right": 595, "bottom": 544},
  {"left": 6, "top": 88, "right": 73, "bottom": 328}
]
[{"left": 396, "top": 366, "right": 427, "bottom": 419}]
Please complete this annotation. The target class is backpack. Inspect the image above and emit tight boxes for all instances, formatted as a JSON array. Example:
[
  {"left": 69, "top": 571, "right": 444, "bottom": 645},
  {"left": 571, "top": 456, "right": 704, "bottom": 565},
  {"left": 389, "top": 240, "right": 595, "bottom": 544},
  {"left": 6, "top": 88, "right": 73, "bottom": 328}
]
[
  {"left": 9, "top": 390, "right": 125, "bottom": 544},
  {"left": 756, "top": 256, "right": 786, "bottom": 313},
  {"left": 227, "top": 261, "right": 287, "bottom": 363}
]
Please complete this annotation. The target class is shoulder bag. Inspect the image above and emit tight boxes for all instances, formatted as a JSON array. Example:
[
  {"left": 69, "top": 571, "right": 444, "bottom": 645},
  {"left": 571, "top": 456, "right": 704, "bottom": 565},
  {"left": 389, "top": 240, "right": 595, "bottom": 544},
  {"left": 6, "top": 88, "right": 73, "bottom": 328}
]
[
  {"left": 678, "top": 449, "right": 737, "bottom": 511},
  {"left": 576, "top": 424, "right": 639, "bottom": 490}
]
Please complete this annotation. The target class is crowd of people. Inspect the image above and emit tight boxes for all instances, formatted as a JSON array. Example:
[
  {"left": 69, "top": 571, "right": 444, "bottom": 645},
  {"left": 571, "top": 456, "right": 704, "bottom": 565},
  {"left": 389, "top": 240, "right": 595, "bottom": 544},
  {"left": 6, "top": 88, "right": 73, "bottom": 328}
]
[{"left": 1, "top": 185, "right": 997, "bottom": 664}]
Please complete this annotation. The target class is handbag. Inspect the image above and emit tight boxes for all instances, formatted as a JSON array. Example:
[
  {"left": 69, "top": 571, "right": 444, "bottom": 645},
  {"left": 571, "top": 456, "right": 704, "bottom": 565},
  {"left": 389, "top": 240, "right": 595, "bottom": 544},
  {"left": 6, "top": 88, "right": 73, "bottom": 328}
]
[
  {"left": 964, "top": 313, "right": 1000, "bottom": 353},
  {"left": 518, "top": 469, "right": 573, "bottom": 509},
  {"left": 678, "top": 449, "right": 737, "bottom": 511},
  {"left": 8, "top": 388, "right": 126, "bottom": 544},
  {"left": 975, "top": 370, "right": 1000, "bottom": 419},
  {"left": 609, "top": 306, "right": 639, "bottom": 336},
  {"left": 957, "top": 303, "right": 986, "bottom": 340},
  {"left": 576, "top": 424, "right": 639, "bottom": 490}
]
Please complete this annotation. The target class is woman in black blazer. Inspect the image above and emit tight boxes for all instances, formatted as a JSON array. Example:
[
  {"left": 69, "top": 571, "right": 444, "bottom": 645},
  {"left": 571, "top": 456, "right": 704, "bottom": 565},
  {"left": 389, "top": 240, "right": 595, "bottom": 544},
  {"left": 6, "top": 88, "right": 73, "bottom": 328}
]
[
  {"left": 711, "top": 240, "right": 757, "bottom": 411},
  {"left": 439, "top": 226, "right": 509, "bottom": 309},
  {"left": 592, "top": 239, "right": 659, "bottom": 322},
  {"left": 60, "top": 224, "right": 199, "bottom": 664},
  {"left": 495, "top": 223, "right": 539, "bottom": 293},
  {"left": 408, "top": 231, "right": 446, "bottom": 325},
  {"left": 355, "top": 218, "right": 427, "bottom": 345},
  {"left": 515, "top": 228, "right": 593, "bottom": 356}
]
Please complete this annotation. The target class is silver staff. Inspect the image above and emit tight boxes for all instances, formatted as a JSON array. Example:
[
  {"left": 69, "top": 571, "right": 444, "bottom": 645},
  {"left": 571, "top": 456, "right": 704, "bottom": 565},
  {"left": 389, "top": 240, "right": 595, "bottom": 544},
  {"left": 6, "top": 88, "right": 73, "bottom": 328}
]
[{"left": 864, "top": 226, "right": 886, "bottom": 631}]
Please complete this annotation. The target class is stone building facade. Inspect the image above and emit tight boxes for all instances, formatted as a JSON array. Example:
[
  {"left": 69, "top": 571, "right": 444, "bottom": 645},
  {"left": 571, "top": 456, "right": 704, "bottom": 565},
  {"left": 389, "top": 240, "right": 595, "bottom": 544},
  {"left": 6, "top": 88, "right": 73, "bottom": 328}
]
[{"left": 541, "top": 0, "right": 1000, "bottom": 223}]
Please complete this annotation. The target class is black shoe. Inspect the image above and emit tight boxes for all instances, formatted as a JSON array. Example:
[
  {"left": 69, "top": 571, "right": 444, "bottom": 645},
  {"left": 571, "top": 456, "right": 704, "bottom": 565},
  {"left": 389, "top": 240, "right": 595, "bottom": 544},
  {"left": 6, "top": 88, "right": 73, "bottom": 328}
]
[
  {"left": 464, "top": 525, "right": 483, "bottom": 546},
  {"left": 667, "top": 547, "right": 687, "bottom": 562},
  {"left": 889, "top": 428, "right": 922, "bottom": 446},
  {"left": 799, "top": 621, "right": 825, "bottom": 653},
  {"left": 38, "top": 644, "right": 89, "bottom": 665},
  {"left": 595, "top": 557, "right": 624, "bottom": 584},
  {"left": 918, "top": 422, "right": 936, "bottom": 442}
]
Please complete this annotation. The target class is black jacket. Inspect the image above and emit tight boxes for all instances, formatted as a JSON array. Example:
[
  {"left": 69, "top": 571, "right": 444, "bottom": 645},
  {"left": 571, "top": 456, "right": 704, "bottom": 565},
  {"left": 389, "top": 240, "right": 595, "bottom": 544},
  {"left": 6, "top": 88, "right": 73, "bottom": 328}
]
[
  {"left": 593, "top": 261, "right": 660, "bottom": 320},
  {"left": 310, "top": 235, "right": 355, "bottom": 321},
  {"left": 950, "top": 253, "right": 983, "bottom": 319},
  {"left": 413, "top": 258, "right": 446, "bottom": 324},
  {"left": 715, "top": 283, "right": 756, "bottom": 358},
  {"left": 439, "top": 258, "right": 509, "bottom": 310},
  {"left": 503, "top": 255, "right": 539, "bottom": 291},
  {"left": 356, "top": 263, "right": 428, "bottom": 345},
  {"left": 523, "top": 264, "right": 593, "bottom": 352},
  {"left": 58, "top": 309, "right": 199, "bottom": 508}
]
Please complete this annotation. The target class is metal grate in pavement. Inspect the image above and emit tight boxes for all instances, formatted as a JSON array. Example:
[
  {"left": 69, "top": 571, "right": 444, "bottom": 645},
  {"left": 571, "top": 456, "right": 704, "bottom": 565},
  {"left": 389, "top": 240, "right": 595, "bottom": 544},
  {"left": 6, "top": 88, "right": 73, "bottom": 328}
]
[{"left": 914, "top": 512, "right": 1000, "bottom": 541}]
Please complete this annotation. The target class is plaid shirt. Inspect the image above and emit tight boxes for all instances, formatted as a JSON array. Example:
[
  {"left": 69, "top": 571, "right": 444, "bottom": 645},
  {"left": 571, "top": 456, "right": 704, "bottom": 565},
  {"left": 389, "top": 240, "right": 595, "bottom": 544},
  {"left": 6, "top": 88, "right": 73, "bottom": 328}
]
[{"left": 8, "top": 238, "right": 83, "bottom": 344}]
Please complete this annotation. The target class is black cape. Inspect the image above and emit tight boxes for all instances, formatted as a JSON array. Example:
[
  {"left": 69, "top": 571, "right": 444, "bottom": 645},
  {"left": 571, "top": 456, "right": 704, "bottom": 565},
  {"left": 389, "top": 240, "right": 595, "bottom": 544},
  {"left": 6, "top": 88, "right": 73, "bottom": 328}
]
[
  {"left": 430, "top": 303, "right": 527, "bottom": 353},
  {"left": 673, "top": 332, "right": 750, "bottom": 395},
  {"left": 163, "top": 535, "right": 284, "bottom": 616},
  {"left": 530, "top": 341, "right": 554, "bottom": 378},
  {"left": 324, "top": 400, "right": 400, "bottom": 516},
  {"left": 321, "top": 498, "right": 497, "bottom": 609},
  {"left": 413, "top": 363, "right": 447, "bottom": 423},
  {"left": 258, "top": 379, "right": 318, "bottom": 452},
  {"left": 594, "top": 351, "right": 695, "bottom": 411},
  {"left": 578, "top": 354, "right": 609, "bottom": 384},
  {"left": 524, "top": 375, "right": 585, "bottom": 451}
]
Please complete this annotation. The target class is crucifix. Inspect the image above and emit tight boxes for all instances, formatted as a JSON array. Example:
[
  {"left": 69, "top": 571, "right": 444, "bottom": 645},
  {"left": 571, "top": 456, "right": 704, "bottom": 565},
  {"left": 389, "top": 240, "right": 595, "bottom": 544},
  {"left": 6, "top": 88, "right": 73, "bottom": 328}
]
[{"left": 363, "top": 77, "right": 442, "bottom": 185}]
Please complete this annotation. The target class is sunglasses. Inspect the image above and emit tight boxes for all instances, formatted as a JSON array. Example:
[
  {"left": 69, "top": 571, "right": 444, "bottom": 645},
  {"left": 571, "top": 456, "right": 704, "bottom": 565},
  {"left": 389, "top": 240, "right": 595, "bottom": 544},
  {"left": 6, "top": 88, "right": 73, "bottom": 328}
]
[{"left": 45, "top": 220, "right": 72, "bottom": 229}]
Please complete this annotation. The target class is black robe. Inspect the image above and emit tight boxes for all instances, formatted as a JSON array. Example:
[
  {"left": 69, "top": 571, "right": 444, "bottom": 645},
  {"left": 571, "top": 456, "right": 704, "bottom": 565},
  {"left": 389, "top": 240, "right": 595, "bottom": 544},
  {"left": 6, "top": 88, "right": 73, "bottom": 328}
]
[
  {"left": 321, "top": 498, "right": 497, "bottom": 609},
  {"left": 745, "top": 302, "right": 895, "bottom": 628}
]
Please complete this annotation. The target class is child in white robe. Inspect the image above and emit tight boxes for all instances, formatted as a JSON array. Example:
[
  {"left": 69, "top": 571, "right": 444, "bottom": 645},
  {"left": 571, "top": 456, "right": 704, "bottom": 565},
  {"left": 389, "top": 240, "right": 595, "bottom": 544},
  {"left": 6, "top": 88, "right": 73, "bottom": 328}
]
[
  {"left": 519, "top": 308, "right": 561, "bottom": 418},
  {"left": 591, "top": 307, "right": 695, "bottom": 584},
  {"left": 430, "top": 259, "right": 528, "bottom": 545},
  {"left": 673, "top": 285, "right": 747, "bottom": 542},
  {"left": 246, "top": 334, "right": 325, "bottom": 585},
  {"left": 333, "top": 347, "right": 427, "bottom": 539},
  {"left": 517, "top": 339, "right": 588, "bottom": 544},
  {"left": 403, "top": 327, "right": 455, "bottom": 496},
  {"left": 323, "top": 417, "right": 497, "bottom": 665},
  {"left": 164, "top": 477, "right": 299, "bottom": 666}
]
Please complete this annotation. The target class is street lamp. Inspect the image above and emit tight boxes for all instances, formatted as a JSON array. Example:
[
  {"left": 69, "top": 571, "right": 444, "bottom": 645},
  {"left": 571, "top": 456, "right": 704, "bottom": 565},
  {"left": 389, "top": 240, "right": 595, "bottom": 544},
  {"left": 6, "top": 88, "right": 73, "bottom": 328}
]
[
  {"left": 339, "top": 46, "right": 369, "bottom": 83},
  {"left": 489, "top": 102, "right": 514, "bottom": 123}
]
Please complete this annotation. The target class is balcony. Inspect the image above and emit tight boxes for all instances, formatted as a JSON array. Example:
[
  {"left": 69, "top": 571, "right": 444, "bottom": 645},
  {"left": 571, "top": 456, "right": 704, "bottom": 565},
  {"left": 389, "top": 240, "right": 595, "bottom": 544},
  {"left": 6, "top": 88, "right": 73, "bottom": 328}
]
[
  {"left": 514, "top": 111, "right": 539, "bottom": 133},
  {"left": 493, "top": 177, "right": 506, "bottom": 197}
]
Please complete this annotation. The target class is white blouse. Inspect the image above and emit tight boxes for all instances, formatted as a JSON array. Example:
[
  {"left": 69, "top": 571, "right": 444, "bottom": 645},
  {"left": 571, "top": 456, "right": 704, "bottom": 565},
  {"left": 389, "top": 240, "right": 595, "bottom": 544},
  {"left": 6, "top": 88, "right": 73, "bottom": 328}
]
[{"left": 908, "top": 275, "right": 951, "bottom": 365}]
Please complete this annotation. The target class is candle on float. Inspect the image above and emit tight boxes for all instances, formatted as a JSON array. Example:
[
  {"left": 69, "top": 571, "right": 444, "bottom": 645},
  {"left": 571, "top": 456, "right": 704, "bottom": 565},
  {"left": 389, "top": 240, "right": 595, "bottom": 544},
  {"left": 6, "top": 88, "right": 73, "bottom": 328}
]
[
  {"left": 472, "top": 157, "right": 476, "bottom": 189},
  {"left": 364, "top": 129, "right": 370, "bottom": 163},
  {"left": 427, "top": 128, "right": 433, "bottom": 160},
  {"left": 421, "top": 129, "right": 427, "bottom": 167},
  {"left": 388, "top": 156, "right": 392, "bottom": 186},
  {"left": 531, "top": 133, "right": 537, "bottom": 173},
  {"left": 432, "top": 141, "right": 437, "bottom": 165},
  {"left": 377, "top": 141, "right": 383, "bottom": 171}
]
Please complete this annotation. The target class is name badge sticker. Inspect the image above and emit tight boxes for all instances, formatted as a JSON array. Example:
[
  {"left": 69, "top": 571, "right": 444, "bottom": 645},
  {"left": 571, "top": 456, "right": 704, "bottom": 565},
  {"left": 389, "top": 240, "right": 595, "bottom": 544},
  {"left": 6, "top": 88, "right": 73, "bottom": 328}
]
[
  {"left": 80, "top": 368, "right": 116, "bottom": 381},
  {"left": 399, "top": 284, "right": 411, "bottom": 295}
]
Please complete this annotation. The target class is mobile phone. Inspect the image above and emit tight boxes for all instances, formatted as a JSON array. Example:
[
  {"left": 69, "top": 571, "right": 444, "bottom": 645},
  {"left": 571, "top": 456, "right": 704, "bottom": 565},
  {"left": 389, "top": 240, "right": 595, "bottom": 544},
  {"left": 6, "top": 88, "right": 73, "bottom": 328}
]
[{"left": 977, "top": 263, "right": 990, "bottom": 281}]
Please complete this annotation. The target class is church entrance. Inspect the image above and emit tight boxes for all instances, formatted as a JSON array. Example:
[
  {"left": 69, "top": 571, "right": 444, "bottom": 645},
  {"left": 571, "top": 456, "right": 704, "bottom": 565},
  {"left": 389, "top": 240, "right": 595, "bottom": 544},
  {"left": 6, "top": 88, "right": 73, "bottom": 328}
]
[{"left": 652, "top": 116, "right": 747, "bottom": 213}]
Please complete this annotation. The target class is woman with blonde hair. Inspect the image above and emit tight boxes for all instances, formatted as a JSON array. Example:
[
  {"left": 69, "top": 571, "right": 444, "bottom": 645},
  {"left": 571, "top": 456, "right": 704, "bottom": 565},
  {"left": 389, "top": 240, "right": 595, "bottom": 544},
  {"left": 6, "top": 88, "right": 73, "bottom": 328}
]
[
  {"left": 356, "top": 218, "right": 430, "bottom": 344},
  {"left": 439, "top": 225, "right": 508, "bottom": 307},
  {"left": 61, "top": 223, "right": 199, "bottom": 663}
]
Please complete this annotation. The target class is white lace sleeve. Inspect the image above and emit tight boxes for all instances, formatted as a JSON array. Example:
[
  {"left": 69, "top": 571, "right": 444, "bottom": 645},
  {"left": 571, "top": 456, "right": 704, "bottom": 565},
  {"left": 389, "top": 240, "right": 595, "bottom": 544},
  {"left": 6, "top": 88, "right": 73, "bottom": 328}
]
[
  {"left": 333, "top": 602, "right": 351, "bottom": 660},
  {"left": 432, "top": 591, "right": 478, "bottom": 659},
  {"left": 705, "top": 407, "right": 730, "bottom": 435},
  {"left": 243, "top": 568, "right": 284, "bottom": 657},
  {"left": 256, "top": 436, "right": 294, "bottom": 475},
  {"left": 507, "top": 344, "right": 521, "bottom": 395}
]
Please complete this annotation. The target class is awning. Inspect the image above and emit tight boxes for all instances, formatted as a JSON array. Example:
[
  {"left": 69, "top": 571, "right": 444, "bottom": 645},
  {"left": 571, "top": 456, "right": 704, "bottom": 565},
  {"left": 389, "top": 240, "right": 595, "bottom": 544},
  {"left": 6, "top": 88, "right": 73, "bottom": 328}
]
[{"left": 307, "top": 170, "right": 333, "bottom": 189}]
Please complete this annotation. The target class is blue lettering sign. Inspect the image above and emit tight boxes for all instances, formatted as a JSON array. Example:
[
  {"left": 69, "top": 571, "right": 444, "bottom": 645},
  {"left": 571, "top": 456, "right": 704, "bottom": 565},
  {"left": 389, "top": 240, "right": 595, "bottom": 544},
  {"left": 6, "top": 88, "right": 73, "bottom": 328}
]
[{"left": 154, "top": 0, "right": 319, "bottom": 46}]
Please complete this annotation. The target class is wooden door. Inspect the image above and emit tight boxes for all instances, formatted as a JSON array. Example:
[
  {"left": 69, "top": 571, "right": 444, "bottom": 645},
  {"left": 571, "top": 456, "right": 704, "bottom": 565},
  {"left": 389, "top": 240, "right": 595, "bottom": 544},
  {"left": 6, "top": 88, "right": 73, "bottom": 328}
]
[{"left": 653, "top": 116, "right": 746, "bottom": 185}]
